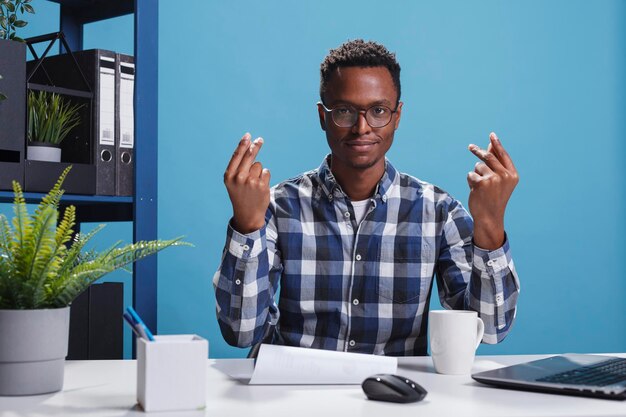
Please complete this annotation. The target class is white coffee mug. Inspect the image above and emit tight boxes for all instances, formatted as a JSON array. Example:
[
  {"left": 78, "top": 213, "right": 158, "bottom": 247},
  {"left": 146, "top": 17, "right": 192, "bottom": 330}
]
[{"left": 429, "top": 310, "right": 484, "bottom": 375}]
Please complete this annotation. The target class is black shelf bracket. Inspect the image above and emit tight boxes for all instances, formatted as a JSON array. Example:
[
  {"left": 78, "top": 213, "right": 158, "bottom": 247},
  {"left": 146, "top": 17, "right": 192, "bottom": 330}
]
[{"left": 25, "top": 31, "right": 92, "bottom": 96}]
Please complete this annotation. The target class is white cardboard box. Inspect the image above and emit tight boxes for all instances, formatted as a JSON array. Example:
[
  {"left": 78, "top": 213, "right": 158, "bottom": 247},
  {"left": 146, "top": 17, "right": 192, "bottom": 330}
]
[{"left": 137, "top": 335, "right": 208, "bottom": 412}]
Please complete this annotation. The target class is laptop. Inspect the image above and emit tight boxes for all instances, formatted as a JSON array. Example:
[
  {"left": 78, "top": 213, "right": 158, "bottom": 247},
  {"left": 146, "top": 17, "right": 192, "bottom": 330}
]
[{"left": 472, "top": 354, "right": 626, "bottom": 400}]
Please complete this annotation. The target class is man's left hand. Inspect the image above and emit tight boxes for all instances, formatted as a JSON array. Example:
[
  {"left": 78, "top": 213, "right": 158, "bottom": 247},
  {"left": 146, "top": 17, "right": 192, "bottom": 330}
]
[{"left": 467, "top": 132, "right": 519, "bottom": 250}]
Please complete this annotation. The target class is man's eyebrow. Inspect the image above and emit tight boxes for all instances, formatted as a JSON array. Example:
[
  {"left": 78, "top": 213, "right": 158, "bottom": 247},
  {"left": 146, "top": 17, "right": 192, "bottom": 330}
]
[
  {"left": 371, "top": 99, "right": 393, "bottom": 106},
  {"left": 330, "top": 99, "right": 394, "bottom": 107}
]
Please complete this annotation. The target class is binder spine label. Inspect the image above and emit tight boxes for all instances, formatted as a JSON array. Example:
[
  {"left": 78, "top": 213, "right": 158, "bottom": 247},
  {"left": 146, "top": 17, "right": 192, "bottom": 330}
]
[
  {"left": 119, "top": 63, "right": 135, "bottom": 149},
  {"left": 99, "top": 58, "right": 116, "bottom": 146}
]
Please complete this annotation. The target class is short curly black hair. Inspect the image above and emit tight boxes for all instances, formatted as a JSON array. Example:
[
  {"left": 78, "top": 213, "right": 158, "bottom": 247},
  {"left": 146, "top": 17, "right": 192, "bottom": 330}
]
[{"left": 320, "top": 39, "right": 401, "bottom": 105}]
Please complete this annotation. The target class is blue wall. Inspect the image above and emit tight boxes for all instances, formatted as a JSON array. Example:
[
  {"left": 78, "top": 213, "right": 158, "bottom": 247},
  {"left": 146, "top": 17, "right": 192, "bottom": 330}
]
[{"left": 19, "top": 0, "right": 626, "bottom": 359}]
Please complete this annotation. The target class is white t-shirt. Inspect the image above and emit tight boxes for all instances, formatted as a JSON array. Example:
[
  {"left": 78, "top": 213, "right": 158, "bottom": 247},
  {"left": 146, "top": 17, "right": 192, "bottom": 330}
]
[{"left": 351, "top": 198, "right": 371, "bottom": 225}]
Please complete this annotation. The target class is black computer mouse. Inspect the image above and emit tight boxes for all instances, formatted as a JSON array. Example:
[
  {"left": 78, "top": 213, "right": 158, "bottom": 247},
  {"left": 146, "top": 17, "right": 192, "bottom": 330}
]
[{"left": 362, "top": 374, "right": 428, "bottom": 403}]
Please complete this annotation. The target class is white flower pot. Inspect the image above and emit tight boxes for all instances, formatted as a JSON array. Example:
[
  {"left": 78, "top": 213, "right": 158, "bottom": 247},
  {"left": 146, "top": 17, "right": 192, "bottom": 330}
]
[
  {"left": 27, "top": 142, "right": 61, "bottom": 162},
  {"left": 0, "top": 307, "right": 70, "bottom": 396}
]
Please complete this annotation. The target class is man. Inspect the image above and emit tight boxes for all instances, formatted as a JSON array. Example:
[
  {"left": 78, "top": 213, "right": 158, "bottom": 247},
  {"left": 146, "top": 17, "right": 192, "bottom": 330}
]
[{"left": 214, "top": 39, "right": 520, "bottom": 356}]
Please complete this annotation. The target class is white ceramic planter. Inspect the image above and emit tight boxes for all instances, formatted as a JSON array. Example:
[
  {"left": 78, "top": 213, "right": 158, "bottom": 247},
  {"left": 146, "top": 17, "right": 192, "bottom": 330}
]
[
  {"left": 27, "top": 142, "right": 61, "bottom": 162},
  {"left": 0, "top": 307, "right": 70, "bottom": 396}
]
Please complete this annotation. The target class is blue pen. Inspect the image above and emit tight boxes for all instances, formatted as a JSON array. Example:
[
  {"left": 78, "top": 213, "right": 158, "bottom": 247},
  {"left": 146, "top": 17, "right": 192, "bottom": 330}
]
[
  {"left": 123, "top": 312, "right": 149, "bottom": 340},
  {"left": 126, "top": 306, "right": 155, "bottom": 341}
]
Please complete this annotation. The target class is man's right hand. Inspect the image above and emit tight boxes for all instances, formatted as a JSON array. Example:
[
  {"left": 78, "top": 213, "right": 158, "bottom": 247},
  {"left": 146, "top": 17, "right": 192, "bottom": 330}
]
[{"left": 224, "top": 133, "right": 271, "bottom": 234}]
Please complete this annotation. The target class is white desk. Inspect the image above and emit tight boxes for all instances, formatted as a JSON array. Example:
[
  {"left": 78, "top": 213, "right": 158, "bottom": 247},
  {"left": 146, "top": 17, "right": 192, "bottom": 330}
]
[{"left": 1, "top": 354, "right": 624, "bottom": 417}]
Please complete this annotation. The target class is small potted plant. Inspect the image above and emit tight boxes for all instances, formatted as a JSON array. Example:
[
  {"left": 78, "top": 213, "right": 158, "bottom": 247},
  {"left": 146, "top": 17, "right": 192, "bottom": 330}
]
[
  {"left": 26, "top": 90, "right": 83, "bottom": 162},
  {"left": 0, "top": 167, "right": 190, "bottom": 396}
]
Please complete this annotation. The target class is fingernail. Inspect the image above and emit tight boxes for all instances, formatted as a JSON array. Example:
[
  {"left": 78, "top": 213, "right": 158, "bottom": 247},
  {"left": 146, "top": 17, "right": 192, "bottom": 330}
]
[
  {"left": 491, "top": 132, "right": 500, "bottom": 142},
  {"left": 469, "top": 144, "right": 477, "bottom": 151},
  {"left": 255, "top": 137, "right": 264, "bottom": 144}
]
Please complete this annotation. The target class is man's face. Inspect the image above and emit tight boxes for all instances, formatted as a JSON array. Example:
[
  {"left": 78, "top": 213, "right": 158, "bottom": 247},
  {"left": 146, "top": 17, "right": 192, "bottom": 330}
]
[{"left": 318, "top": 66, "right": 402, "bottom": 172}]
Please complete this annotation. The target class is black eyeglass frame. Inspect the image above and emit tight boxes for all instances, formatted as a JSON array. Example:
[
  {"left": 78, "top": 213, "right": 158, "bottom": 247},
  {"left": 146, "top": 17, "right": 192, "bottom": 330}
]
[{"left": 318, "top": 101, "right": 399, "bottom": 128}]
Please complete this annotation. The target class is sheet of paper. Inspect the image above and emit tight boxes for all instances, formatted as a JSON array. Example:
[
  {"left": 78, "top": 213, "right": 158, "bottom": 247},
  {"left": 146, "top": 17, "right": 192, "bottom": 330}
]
[
  {"left": 247, "top": 344, "right": 397, "bottom": 385},
  {"left": 212, "top": 358, "right": 255, "bottom": 383}
]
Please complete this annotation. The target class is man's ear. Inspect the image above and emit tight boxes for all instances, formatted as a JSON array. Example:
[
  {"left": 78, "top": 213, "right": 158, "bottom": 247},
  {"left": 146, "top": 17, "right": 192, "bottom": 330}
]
[
  {"left": 394, "top": 102, "right": 403, "bottom": 130},
  {"left": 317, "top": 102, "right": 327, "bottom": 131}
]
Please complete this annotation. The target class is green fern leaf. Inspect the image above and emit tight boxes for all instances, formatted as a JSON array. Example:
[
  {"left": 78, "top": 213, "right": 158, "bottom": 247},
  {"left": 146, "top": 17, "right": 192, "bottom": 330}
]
[
  {"left": 13, "top": 205, "right": 57, "bottom": 307},
  {"left": 0, "top": 214, "right": 14, "bottom": 264},
  {"left": 55, "top": 224, "right": 105, "bottom": 280},
  {"left": 55, "top": 204, "right": 75, "bottom": 248},
  {"left": 24, "top": 205, "right": 58, "bottom": 278},
  {"left": 35, "top": 166, "right": 71, "bottom": 217},
  {"left": 49, "top": 265, "right": 111, "bottom": 308},
  {"left": 103, "top": 238, "right": 189, "bottom": 270},
  {"left": 10, "top": 180, "right": 32, "bottom": 271}
]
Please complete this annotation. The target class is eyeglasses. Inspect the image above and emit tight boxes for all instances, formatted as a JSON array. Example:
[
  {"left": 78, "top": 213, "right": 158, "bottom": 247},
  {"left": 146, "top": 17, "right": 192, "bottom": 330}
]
[{"left": 318, "top": 102, "right": 398, "bottom": 128}]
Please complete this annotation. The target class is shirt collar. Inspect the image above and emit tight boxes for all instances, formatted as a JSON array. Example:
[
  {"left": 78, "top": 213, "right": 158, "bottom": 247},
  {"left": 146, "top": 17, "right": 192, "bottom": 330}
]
[{"left": 315, "top": 154, "right": 397, "bottom": 202}]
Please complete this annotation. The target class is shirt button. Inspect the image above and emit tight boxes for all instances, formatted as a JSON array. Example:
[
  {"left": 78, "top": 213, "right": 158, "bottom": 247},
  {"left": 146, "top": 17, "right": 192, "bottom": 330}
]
[
  {"left": 356, "top": 254, "right": 362, "bottom": 261},
  {"left": 328, "top": 194, "right": 333, "bottom": 201},
  {"left": 235, "top": 279, "right": 241, "bottom": 285},
  {"left": 349, "top": 340, "right": 356, "bottom": 347},
  {"left": 487, "top": 259, "right": 494, "bottom": 267},
  {"left": 496, "top": 295, "right": 503, "bottom": 304},
  {"left": 242, "top": 244, "right": 250, "bottom": 251},
  {"left": 353, "top": 299, "right": 359, "bottom": 305},
  {"left": 382, "top": 194, "right": 387, "bottom": 202},
  {"left": 344, "top": 211, "right": 350, "bottom": 218}
]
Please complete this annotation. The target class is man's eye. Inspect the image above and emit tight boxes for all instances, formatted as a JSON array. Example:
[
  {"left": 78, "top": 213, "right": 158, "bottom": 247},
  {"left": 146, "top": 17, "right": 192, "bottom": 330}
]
[
  {"left": 335, "top": 107, "right": 352, "bottom": 115},
  {"left": 372, "top": 107, "right": 388, "bottom": 115}
]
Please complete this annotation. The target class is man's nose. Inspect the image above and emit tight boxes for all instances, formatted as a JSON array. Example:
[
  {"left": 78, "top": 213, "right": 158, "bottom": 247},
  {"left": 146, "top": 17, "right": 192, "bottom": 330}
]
[{"left": 351, "top": 111, "right": 371, "bottom": 135}]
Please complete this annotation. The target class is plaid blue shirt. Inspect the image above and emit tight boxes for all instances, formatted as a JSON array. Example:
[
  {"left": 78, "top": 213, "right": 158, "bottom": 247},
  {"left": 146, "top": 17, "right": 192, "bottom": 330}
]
[{"left": 214, "top": 157, "right": 520, "bottom": 356}]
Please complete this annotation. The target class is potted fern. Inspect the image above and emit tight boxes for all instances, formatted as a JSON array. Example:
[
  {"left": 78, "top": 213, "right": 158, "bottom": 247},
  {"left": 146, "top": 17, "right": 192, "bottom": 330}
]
[
  {"left": 0, "top": 167, "right": 189, "bottom": 396},
  {"left": 26, "top": 90, "right": 83, "bottom": 162}
]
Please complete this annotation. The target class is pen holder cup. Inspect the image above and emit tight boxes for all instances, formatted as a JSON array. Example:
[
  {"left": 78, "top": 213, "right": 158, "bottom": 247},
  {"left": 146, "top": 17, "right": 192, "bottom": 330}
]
[{"left": 137, "top": 335, "right": 208, "bottom": 412}]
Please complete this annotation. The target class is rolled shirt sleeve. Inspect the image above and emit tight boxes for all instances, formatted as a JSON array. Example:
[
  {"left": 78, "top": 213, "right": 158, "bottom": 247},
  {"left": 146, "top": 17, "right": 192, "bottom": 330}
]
[
  {"left": 469, "top": 238, "right": 520, "bottom": 343},
  {"left": 212, "top": 213, "right": 281, "bottom": 348},
  {"left": 436, "top": 199, "right": 520, "bottom": 344}
]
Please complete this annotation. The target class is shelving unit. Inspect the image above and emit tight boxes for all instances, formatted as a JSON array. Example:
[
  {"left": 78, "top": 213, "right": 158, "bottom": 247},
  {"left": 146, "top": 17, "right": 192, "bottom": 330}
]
[
  {"left": 0, "top": 191, "right": 133, "bottom": 222},
  {"left": 57, "top": 0, "right": 159, "bottom": 336},
  {"left": 0, "top": 0, "right": 159, "bottom": 342}
]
